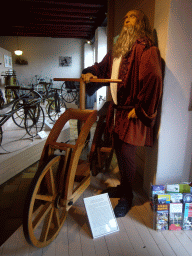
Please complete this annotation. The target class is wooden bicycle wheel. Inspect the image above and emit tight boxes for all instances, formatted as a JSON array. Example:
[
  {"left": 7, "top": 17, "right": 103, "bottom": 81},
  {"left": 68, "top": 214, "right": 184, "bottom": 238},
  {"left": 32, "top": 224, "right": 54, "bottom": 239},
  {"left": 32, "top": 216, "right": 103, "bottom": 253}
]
[
  {"left": 23, "top": 155, "right": 68, "bottom": 248},
  {"left": 89, "top": 114, "right": 114, "bottom": 176}
]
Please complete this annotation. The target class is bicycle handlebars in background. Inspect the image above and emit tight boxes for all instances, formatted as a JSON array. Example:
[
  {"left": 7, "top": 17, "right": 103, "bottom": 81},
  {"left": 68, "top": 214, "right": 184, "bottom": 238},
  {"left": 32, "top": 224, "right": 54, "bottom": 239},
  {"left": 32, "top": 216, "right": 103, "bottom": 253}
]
[{"left": 53, "top": 78, "right": 122, "bottom": 110}]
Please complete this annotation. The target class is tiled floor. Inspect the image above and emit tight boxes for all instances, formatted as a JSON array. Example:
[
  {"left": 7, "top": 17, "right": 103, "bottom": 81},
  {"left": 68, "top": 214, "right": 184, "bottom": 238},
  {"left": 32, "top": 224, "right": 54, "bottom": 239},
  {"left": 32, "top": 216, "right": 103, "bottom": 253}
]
[{"left": 0, "top": 117, "right": 97, "bottom": 247}]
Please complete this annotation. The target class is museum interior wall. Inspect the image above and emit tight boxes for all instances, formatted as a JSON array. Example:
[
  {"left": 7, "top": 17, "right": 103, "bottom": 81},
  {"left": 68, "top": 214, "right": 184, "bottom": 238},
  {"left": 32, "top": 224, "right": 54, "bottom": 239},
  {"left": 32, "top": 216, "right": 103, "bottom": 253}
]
[
  {"left": 0, "top": 47, "right": 13, "bottom": 98},
  {"left": 0, "top": 36, "right": 85, "bottom": 87},
  {"left": 144, "top": 0, "right": 192, "bottom": 194},
  {"left": 0, "top": 47, "right": 13, "bottom": 83},
  {"left": 154, "top": 0, "right": 192, "bottom": 185}
]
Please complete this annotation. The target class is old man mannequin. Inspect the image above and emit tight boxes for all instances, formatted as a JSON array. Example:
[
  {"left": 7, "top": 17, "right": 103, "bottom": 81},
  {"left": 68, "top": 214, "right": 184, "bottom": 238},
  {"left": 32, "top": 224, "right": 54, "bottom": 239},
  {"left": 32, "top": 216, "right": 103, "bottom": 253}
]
[{"left": 81, "top": 9, "right": 163, "bottom": 218}]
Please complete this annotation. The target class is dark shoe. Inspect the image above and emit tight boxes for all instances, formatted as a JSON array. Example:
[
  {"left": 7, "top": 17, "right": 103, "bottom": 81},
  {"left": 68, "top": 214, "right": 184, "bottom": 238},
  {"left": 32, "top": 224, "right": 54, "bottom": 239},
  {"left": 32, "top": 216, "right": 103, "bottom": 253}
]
[
  {"left": 114, "top": 196, "right": 133, "bottom": 218},
  {"left": 101, "top": 185, "right": 124, "bottom": 198}
]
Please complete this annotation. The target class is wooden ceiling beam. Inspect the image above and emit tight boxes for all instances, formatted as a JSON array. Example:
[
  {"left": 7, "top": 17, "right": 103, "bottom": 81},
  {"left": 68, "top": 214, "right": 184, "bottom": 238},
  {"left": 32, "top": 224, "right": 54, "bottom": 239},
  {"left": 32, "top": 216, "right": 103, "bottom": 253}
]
[
  {"left": 12, "top": 24, "right": 94, "bottom": 30},
  {"left": 26, "top": 0, "right": 105, "bottom": 9},
  {"left": 33, "top": 13, "right": 97, "bottom": 20},
  {"left": 2, "top": 0, "right": 107, "bottom": 40},
  {"left": 10, "top": 30, "right": 90, "bottom": 39},
  {"left": 31, "top": 7, "right": 101, "bottom": 15}
]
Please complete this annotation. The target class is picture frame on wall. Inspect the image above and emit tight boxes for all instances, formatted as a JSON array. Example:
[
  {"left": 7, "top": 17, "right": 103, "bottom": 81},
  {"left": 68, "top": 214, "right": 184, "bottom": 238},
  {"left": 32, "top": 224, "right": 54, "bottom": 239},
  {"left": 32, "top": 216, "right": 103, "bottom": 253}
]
[
  {"left": 4, "top": 55, "right": 12, "bottom": 68},
  {"left": 59, "top": 56, "right": 72, "bottom": 67}
]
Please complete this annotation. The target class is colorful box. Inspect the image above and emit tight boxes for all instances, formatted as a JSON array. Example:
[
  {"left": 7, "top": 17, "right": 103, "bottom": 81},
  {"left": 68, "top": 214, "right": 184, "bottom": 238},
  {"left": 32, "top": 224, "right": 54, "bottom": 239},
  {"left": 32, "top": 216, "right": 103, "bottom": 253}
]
[
  {"left": 166, "top": 184, "right": 179, "bottom": 193},
  {"left": 155, "top": 204, "right": 169, "bottom": 231},
  {"left": 183, "top": 203, "right": 192, "bottom": 230},
  {"left": 170, "top": 193, "right": 183, "bottom": 203},
  {"left": 155, "top": 194, "right": 171, "bottom": 205},
  {"left": 169, "top": 203, "right": 183, "bottom": 231}
]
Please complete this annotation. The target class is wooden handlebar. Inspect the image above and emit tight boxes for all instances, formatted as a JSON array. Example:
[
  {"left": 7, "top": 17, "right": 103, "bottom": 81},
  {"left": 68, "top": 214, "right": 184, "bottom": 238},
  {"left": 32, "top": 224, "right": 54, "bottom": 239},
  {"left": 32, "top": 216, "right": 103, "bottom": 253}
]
[
  {"left": 53, "top": 78, "right": 122, "bottom": 83},
  {"left": 53, "top": 78, "right": 122, "bottom": 110}
]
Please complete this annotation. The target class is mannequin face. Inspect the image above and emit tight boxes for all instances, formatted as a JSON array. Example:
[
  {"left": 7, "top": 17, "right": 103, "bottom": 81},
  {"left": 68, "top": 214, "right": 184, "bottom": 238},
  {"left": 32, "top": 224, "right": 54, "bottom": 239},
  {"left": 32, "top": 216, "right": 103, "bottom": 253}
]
[{"left": 123, "top": 10, "right": 141, "bottom": 28}]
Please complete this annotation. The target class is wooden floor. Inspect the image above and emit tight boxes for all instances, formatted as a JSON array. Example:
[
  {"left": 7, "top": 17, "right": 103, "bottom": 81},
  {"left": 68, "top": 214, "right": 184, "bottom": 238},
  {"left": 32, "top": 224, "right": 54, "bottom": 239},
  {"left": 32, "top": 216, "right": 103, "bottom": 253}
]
[
  {"left": 1, "top": 169, "right": 192, "bottom": 256},
  {"left": 1, "top": 114, "right": 192, "bottom": 255}
]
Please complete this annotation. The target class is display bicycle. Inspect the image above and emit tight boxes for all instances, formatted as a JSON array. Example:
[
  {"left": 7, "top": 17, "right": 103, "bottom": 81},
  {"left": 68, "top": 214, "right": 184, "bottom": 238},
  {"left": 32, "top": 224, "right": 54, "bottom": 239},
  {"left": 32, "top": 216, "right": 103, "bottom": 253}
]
[
  {"left": 23, "top": 78, "right": 121, "bottom": 248},
  {"left": 30, "top": 80, "right": 67, "bottom": 122},
  {"left": 0, "top": 86, "right": 45, "bottom": 144},
  {"left": 60, "top": 80, "right": 79, "bottom": 103},
  {"left": 47, "top": 88, "right": 67, "bottom": 122}
]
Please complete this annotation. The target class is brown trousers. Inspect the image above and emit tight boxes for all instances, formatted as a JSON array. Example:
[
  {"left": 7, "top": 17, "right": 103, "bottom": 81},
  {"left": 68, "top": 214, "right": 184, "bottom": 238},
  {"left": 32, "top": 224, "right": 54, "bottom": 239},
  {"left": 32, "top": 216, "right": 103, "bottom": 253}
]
[{"left": 113, "top": 132, "right": 137, "bottom": 196}]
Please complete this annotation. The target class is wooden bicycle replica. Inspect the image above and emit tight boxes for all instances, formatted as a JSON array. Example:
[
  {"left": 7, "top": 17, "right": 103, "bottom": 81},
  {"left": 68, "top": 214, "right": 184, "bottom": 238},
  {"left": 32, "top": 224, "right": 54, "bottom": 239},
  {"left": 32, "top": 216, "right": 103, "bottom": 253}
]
[{"left": 23, "top": 78, "right": 121, "bottom": 248}]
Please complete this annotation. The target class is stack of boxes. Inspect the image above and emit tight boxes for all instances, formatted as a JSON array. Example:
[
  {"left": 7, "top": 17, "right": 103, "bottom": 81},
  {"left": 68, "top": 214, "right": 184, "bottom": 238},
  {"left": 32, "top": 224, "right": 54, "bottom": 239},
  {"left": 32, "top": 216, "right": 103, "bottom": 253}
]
[{"left": 151, "top": 183, "right": 192, "bottom": 231}]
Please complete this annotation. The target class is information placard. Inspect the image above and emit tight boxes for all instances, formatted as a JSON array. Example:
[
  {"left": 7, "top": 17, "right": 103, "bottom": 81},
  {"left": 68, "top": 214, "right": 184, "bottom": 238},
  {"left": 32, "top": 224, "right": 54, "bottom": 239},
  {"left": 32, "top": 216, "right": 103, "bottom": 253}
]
[
  {"left": 38, "top": 131, "right": 48, "bottom": 139},
  {"left": 84, "top": 193, "right": 119, "bottom": 239}
]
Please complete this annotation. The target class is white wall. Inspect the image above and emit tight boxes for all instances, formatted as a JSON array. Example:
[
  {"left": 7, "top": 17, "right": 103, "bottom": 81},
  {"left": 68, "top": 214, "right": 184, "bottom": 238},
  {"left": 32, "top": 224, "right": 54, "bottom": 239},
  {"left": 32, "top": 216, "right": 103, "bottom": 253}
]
[
  {"left": 0, "top": 47, "right": 12, "bottom": 82},
  {"left": 94, "top": 27, "right": 107, "bottom": 110},
  {"left": 84, "top": 43, "right": 94, "bottom": 69},
  {"left": 0, "top": 47, "right": 13, "bottom": 100},
  {"left": 155, "top": 0, "right": 192, "bottom": 184},
  {"left": 83, "top": 27, "right": 107, "bottom": 110},
  {"left": 143, "top": 0, "right": 171, "bottom": 194},
  {"left": 0, "top": 36, "right": 85, "bottom": 86}
]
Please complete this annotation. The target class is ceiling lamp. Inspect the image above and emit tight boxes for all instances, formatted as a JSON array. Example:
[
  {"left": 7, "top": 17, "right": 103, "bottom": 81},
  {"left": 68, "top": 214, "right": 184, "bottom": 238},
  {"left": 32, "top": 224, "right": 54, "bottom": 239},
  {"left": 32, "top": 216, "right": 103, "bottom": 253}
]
[
  {"left": 14, "top": 50, "right": 23, "bottom": 56},
  {"left": 14, "top": 37, "right": 23, "bottom": 56}
]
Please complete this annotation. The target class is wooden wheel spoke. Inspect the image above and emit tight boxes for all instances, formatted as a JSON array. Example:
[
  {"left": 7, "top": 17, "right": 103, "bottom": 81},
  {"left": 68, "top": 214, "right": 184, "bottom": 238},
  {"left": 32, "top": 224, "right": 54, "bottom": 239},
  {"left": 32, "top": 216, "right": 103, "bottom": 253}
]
[
  {"left": 32, "top": 202, "right": 52, "bottom": 231},
  {"left": 49, "top": 167, "right": 56, "bottom": 195},
  {"left": 45, "top": 167, "right": 57, "bottom": 195},
  {"left": 53, "top": 208, "right": 60, "bottom": 228},
  {"left": 35, "top": 194, "right": 54, "bottom": 202},
  {"left": 40, "top": 207, "right": 54, "bottom": 242}
]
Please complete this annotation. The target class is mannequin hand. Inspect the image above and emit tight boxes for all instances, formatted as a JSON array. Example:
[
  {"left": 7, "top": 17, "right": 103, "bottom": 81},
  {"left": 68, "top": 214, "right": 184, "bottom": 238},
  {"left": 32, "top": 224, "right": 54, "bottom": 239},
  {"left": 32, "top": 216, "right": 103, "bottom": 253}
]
[
  {"left": 128, "top": 108, "right": 138, "bottom": 119},
  {"left": 81, "top": 73, "right": 97, "bottom": 83}
]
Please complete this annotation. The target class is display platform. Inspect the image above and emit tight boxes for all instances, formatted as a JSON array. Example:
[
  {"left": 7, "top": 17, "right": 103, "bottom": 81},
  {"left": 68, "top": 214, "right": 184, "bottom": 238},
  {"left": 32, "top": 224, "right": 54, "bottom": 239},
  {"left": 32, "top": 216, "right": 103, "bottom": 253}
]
[{"left": 0, "top": 116, "right": 70, "bottom": 186}]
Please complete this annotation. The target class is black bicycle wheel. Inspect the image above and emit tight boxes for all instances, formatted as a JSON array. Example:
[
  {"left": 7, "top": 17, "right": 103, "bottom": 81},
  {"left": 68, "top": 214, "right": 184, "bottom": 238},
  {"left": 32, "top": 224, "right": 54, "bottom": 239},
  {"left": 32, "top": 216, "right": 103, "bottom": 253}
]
[
  {"left": 61, "top": 82, "right": 77, "bottom": 103},
  {"left": 25, "top": 105, "right": 45, "bottom": 137},
  {"left": 12, "top": 100, "right": 25, "bottom": 128},
  {"left": 48, "top": 97, "right": 67, "bottom": 122}
]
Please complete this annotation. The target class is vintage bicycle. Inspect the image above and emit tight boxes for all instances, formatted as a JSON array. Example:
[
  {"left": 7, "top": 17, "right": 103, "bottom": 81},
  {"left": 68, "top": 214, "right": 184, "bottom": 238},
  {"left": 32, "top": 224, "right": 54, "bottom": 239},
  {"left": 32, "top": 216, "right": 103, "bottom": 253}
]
[
  {"left": 29, "top": 79, "right": 67, "bottom": 122},
  {"left": 47, "top": 88, "right": 67, "bottom": 122},
  {"left": 0, "top": 86, "right": 45, "bottom": 144},
  {"left": 60, "top": 80, "right": 79, "bottom": 103}
]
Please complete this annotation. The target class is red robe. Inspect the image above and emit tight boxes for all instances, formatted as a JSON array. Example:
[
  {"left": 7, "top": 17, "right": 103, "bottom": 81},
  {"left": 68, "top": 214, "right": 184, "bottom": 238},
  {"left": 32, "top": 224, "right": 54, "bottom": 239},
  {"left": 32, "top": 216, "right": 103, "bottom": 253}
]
[{"left": 82, "top": 38, "right": 163, "bottom": 146}]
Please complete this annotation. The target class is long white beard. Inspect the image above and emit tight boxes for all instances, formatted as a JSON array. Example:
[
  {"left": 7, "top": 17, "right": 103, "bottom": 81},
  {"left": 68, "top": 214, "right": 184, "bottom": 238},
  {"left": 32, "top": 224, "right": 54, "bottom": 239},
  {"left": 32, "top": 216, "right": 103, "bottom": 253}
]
[{"left": 113, "top": 26, "right": 139, "bottom": 58}]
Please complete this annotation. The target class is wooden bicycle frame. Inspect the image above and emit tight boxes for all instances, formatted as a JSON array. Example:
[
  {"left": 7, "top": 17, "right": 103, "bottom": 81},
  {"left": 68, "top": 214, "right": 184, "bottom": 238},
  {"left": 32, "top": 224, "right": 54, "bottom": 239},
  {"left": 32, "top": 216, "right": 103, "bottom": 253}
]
[{"left": 53, "top": 78, "right": 122, "bottom": 209}]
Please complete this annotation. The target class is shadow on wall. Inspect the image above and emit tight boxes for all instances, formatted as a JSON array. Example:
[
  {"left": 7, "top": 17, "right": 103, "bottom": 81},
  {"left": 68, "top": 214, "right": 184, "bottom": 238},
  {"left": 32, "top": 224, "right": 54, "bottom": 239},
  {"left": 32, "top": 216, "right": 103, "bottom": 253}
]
[
  {"left": 151, "top": 29, "right": 165, "bottom": 145},
  {"left": 188, "top": 85, "right": 192, "bottom": 181},
  {"left": 143, "top": 29, "right": 165, "bottom": 195},
  {"left": 184, "top": 111, "right": 192, "bottom": 181},
  {"left": 154, "top": 65, "right": 192, "bottom": 184},
  {"left": 144, "top": 57, "right": 165, "bottom": 192}
]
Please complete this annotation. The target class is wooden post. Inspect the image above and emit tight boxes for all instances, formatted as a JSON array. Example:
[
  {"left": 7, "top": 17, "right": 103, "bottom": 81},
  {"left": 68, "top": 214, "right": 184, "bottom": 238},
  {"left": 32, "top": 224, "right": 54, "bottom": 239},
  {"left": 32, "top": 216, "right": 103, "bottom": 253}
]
[{"left": 79, "top": 78, "right": 85, "bottom": 110}]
